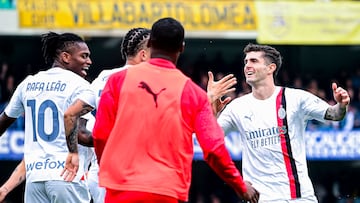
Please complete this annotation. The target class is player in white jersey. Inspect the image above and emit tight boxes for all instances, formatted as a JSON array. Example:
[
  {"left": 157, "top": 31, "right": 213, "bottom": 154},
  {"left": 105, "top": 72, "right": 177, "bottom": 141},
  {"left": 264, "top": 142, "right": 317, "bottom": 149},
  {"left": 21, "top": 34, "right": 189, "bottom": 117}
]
[
  {"left": 62, "top": 27, "right": 151, "bottom": 203},
  {"left": 207, "top": 43, "right": 350, "bottom": 203},
  {"left": 0, "top": 32, "right": 94, "bottom": 203}
]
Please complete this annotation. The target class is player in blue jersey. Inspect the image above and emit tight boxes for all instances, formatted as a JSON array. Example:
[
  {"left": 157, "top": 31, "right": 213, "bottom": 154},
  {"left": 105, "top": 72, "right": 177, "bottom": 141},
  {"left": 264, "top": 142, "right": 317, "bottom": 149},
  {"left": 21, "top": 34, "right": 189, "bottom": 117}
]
[{"left": 0, "top": 32, "right": 93, "bottom": 203}]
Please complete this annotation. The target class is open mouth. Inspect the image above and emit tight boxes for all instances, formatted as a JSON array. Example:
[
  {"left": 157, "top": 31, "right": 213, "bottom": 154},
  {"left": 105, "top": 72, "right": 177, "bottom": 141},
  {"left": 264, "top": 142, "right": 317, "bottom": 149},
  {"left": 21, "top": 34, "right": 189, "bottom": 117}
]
[{"left": 81, "top": 67, "right": 89, "bottom": 76}]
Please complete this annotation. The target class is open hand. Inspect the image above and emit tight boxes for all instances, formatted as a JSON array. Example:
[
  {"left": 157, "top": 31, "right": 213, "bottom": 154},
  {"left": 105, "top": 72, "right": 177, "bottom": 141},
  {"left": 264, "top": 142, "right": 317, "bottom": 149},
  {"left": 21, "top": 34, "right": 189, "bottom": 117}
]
[{"left": 60, "top": 153, "right": 79, "bottom": 182}]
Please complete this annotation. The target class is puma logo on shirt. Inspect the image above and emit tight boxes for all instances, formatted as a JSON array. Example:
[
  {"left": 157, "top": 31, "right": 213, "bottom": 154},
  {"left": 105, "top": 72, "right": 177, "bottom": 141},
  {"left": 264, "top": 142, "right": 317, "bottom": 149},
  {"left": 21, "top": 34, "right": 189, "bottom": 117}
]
[{"left": 138, "top": 81, "right": 166, "bottom": 108}]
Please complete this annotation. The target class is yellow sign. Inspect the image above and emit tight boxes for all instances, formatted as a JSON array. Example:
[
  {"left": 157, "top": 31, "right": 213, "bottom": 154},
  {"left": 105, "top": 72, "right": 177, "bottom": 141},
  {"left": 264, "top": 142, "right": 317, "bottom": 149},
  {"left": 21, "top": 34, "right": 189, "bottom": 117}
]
[
  {"left": 256, "top": 1, "right": 360, "bottom": 45},
  {"left": 18, "top": 0, "right": 256, "bottom": 31}
]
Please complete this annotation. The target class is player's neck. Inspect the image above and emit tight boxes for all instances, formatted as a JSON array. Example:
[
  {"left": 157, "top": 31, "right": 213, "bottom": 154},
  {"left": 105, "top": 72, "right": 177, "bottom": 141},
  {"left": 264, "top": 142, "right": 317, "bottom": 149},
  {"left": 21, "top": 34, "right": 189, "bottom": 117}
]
[{"left": 251, "top": 83, "right": 276, "bottom": 100}]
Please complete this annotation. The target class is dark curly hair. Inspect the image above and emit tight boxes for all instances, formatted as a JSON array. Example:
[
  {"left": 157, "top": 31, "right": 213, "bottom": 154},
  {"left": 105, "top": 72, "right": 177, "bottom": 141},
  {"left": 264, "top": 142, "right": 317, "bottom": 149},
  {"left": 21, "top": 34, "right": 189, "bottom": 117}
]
[{"left": 120, "top": 28, "right": 150, "bottom": 61}]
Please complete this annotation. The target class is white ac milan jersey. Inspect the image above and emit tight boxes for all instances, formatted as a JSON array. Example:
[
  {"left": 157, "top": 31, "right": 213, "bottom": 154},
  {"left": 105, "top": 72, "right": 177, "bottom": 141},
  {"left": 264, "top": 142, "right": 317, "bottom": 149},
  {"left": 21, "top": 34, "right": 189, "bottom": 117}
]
[
  {"left": 5, "top": 67, "right": 93, "bottom": 183},
  {"left": 218, "top": 86, "right": 329, "bottom": 202},
  {"left": 87, "top": 65, "right": 129, "bottom": 109}
]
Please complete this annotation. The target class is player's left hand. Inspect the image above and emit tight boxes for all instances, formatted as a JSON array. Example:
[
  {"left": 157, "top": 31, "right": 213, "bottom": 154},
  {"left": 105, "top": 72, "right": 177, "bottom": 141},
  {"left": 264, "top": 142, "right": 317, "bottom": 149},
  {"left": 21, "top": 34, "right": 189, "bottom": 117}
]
[
  {"left": 60, "top": 153, "right": 79, "bottom": 182},
  {"left": 332, "top": 82, "right": 350, "bottom": 108}
]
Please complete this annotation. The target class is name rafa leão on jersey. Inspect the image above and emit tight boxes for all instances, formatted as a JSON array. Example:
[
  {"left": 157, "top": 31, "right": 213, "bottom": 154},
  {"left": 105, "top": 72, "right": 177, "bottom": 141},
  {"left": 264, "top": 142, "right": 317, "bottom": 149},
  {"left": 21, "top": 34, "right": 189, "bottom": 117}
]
[{"left": 26, "top": 81, "right": 67, "bottom": 92}]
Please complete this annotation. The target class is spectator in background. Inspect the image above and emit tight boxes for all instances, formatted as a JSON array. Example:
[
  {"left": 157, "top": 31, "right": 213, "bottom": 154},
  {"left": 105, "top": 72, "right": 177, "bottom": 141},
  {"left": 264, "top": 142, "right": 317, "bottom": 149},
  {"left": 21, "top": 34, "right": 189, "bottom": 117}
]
[
  {"left": 0, "top": 62, "right": 10, "bottom": 111},
  {"left": 340, "top": 104, "right": 355, "bottom": 131},
  {"left": 292, "top": 76, "right": 303, "bottom": 89}
]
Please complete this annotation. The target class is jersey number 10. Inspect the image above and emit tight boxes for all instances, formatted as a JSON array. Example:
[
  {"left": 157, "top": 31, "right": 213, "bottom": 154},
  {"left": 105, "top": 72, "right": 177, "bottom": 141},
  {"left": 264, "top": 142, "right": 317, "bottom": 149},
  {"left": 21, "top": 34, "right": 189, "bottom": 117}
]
[{"left": 27, "top": 99, "right": 60, "bottom": 142}]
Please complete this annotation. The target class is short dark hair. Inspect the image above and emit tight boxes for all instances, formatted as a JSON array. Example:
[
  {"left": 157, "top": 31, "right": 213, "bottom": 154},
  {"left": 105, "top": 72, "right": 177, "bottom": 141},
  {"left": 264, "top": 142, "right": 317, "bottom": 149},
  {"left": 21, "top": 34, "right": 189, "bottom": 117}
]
[
  {"left": 41, "top": 32, "right": 84, "bottom": 65},
  {"left": 243, "top": 43, "right": 282, "bottom": 77},
  {"left": 149, "top": 17, "right": 184, "bottom": 52},
  {"left": 120, "top": 28, "right": 150, "bottom": 61}
]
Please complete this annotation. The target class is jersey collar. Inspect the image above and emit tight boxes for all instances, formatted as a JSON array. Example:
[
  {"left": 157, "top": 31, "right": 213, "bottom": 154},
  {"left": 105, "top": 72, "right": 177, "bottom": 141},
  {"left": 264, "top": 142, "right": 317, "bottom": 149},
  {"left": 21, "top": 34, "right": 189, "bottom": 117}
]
[{"left": 149, "top": 58, "right": 176, "bottom": 69}]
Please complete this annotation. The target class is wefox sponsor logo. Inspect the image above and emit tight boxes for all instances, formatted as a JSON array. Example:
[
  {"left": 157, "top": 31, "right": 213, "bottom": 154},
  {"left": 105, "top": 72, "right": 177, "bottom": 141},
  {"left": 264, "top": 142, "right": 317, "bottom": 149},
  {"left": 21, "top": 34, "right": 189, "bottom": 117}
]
[{"left": 26, "top": 159, "right": 65, "bottom": 171}]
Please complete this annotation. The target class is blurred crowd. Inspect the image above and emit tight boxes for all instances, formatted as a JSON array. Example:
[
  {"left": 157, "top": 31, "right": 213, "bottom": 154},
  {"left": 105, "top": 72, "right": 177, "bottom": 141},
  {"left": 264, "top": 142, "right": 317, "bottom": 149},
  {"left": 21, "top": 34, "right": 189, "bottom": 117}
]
[{"left": 2, "top": 58, "right": 360, "bottom": 132}]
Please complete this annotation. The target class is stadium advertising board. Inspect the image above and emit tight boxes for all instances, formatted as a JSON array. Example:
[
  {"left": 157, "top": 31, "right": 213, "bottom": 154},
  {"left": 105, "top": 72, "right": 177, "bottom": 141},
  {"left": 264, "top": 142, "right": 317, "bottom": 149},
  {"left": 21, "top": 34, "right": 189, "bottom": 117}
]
[
  {"left": 256, "top": 1, "right": 360, "bottom": 45},
  {"left": 193, "top": 131, "right": 360, "bottom": 161},
  {"left": 18, "top": 0, "right": 256, "bottom": 31},
  {"left": 1, "top": 130, "right": 360, "bottom": 160}
]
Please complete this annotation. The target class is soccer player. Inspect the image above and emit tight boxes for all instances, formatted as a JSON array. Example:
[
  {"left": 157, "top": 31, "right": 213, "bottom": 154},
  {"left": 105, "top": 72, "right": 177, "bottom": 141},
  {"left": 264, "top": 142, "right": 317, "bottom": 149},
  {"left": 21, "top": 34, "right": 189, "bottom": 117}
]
[
  {"left": 0, "top": 32, "right": 93, "bottom": 203},
  {"left": 62, "top": 17, "right": 260, "bottom": 203},
  {"left": 208, "top": 43, "right": 350, "bottom": 202},
  {"left": 79, "top": 27, "right": 151, "bottom": 203}
]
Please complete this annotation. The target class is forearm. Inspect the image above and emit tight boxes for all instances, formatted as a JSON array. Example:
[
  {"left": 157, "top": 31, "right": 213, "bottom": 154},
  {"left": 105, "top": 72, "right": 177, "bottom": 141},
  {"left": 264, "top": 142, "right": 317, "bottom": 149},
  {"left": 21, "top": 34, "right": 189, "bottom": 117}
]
[
  {"left": 66, "top": 120, "right": 79, "bottom": 153},
  {"left": 325, "top": 103, "right": 347, "bottom": 121},
  {"left": 204, "top": 145, "right": 247, "bottom": 194},
  {"left": 64, "top": 100, "right": 94, "bottom": 152},
  {"left": 1, "top": 160, "right": 26, "bottom": 194}
]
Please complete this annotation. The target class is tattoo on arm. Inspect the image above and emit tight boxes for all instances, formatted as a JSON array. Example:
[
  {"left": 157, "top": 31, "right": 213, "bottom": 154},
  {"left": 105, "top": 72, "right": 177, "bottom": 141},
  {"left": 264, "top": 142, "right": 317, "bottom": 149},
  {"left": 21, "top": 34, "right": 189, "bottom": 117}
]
[
  {"left": 65, "top": 100, "right": 94, "bottom": 153},
  {"left": 80, "top": 103, "right": 93, "bottom": 116},
  {"left": 67, "top": 117, "right": 79, "bottom": 153},
  {"left": 324, "top": 103, "right": 347, "bottom": 121},
  {"left": 18, "top": 175, "right": 25, "bottom": 184}
]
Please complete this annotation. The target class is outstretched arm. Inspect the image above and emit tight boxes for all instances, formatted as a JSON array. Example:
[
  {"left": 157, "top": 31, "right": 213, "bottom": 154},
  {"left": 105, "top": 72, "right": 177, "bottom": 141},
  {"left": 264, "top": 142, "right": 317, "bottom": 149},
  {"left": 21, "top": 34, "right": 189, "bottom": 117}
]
[
  {"left": 195, "top": 102, "right": 259, "bottom": 202},
  {"left": 0, "top": 159, "right": 26, "bottom": 202},
  {"left": 206, "top": 71, "right": 237, "bottom": 115},
  {"left": 324, "top": 83, "right": 350, "bottom": 121}
]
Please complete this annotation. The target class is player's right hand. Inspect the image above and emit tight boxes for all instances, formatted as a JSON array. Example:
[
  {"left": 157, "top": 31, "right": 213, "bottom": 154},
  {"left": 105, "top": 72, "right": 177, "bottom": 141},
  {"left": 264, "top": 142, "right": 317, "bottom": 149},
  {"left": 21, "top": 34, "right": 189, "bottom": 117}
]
[
  {"left": 207, "top": 71, "right": 237, "bottom": 115},
  {"left": 239, "top": 181, "right": 260, "bottom": 203},
  {"left": 60, "top": 153, "right": 79, "bottom": 182}
]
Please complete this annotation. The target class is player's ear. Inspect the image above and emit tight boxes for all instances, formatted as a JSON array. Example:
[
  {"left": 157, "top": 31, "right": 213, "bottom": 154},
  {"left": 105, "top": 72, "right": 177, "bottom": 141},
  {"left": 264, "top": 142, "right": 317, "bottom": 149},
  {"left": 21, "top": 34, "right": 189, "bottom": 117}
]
[
  {"left": 268, "top": 63, "right": 276, "bottom": 74},
  {"left": 140, "top": 49, "right": 147, "bottom": 62},
  {"left": 60, "top": 51, "right": 71, "bottom": 64}
]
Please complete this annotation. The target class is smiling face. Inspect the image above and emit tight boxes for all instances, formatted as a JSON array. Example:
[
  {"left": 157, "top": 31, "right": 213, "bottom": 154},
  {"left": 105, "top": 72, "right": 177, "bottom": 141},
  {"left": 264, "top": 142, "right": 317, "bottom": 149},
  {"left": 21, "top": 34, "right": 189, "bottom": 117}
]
[
  {"left": 243, "top": 51, "right": 276, "bottom": 87},
  {"left": 62, "top": 42, "right": 92, "bottom": 78}
]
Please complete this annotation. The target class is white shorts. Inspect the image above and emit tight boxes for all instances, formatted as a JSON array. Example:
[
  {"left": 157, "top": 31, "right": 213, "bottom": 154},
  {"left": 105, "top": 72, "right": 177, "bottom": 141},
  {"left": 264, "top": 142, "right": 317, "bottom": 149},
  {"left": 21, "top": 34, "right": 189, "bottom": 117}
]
[
  {"left": 87, "top": 164, "right": 106, "bottom": 203},
  {"left": 25, "top": 180, "right": 90, "bottom": 203}
]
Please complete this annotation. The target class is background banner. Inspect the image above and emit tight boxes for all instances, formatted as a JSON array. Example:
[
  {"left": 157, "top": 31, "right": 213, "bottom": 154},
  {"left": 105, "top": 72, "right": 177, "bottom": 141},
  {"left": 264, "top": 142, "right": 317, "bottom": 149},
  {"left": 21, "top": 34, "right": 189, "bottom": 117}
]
[
  {"left": 256, "top": 1, "right": 360, "bottom": 45},
  {"left": 18, "top": 0, "right": 256, "bottom": 31},
  {"left": 193, "top": 130, "right": 360, "bottom": 160},
  {"left": 1, "top": 130, "right": 360, "bottom": 160}
]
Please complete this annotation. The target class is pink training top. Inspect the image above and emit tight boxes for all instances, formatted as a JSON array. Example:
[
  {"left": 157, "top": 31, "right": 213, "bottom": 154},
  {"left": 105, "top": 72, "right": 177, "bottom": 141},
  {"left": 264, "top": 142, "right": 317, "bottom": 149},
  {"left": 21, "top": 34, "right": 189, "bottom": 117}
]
[{"left": 93, "top": 58, "right": 247, "bottom": 201}]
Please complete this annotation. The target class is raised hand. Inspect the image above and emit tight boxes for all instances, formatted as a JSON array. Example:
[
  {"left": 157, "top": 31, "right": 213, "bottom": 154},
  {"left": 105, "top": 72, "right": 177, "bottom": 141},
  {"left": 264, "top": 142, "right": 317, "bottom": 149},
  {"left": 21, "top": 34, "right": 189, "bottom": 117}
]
[
  {"left": 207, "top": 71, "right": 237, "bottom": 115},
  {"left": 332, "top": 82, "right": 350, "bottom": 108}
]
